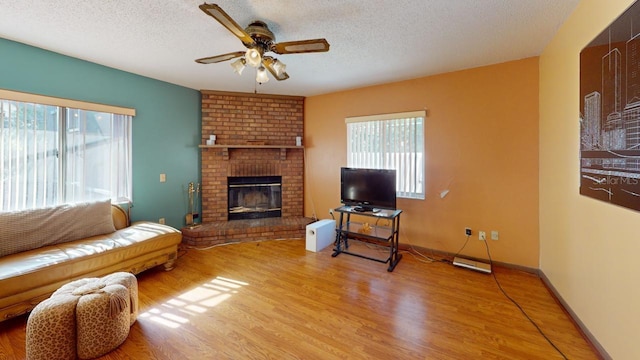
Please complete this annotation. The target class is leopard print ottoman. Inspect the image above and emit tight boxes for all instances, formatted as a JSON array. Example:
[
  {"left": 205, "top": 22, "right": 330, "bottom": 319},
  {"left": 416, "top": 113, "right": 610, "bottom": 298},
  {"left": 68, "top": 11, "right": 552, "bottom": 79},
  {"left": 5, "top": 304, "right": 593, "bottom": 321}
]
[
  {"left": 101, "top": 272, "right": 138, "bottom": 326},
  {"left": 26, "top": 273, "right": 138, "bottom": 360},
  {"left": 74, "top": 283, "right": 130, "bottom": 359},
  {"left": 26, "top": 293, "right": 79, "bottom": 360}
]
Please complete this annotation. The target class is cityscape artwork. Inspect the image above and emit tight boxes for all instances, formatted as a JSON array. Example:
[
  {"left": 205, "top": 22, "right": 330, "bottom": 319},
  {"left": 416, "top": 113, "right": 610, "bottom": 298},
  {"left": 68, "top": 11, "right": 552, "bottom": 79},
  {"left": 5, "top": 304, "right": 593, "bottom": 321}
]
[{"left": 580, "top": 1, "right": 640, "bottom": 212}]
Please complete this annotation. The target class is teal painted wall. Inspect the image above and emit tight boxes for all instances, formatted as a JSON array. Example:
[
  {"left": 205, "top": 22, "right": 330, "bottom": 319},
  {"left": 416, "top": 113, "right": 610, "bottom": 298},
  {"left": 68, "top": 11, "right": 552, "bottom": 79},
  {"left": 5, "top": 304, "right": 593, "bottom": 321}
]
[{"left": 0, "top": 38, "right": 201, "bottom": 228}]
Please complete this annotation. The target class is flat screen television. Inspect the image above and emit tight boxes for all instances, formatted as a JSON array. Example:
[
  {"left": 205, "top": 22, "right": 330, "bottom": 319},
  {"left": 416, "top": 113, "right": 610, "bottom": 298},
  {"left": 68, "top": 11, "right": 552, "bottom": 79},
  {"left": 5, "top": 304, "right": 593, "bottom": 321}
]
[{"left": 340, "top": 167, "right": 396, "bottom": 211}]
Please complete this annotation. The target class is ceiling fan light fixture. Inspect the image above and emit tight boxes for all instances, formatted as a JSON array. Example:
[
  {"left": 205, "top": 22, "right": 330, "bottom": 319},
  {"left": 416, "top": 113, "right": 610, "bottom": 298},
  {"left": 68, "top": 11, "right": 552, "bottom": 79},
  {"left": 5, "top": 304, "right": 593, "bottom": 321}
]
[
  {"left": 273, "top": 59, "right": 287, "bottom": 77},
  {"left": 231, "top": 58, "right": 246, "bottom": 75},
  {"left": 245, "top": 48, "right": 262, "bottom": 67},
  {"left": 256, "top": 66, "right": 269, "bottom": 84}
]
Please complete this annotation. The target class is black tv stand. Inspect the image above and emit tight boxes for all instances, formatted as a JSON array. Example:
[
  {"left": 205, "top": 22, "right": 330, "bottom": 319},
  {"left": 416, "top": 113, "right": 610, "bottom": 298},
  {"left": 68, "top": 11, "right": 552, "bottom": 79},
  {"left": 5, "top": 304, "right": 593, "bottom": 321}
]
[{"left": 332, "top": 206, "right": 402, "bottom": 272}]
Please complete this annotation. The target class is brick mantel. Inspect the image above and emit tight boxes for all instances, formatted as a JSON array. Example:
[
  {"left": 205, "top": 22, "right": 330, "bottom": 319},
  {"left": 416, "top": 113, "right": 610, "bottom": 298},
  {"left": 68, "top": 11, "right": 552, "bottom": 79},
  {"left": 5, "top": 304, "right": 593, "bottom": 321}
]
[{"left": 200, "top": 90, "right": 305, "bottom": 223}]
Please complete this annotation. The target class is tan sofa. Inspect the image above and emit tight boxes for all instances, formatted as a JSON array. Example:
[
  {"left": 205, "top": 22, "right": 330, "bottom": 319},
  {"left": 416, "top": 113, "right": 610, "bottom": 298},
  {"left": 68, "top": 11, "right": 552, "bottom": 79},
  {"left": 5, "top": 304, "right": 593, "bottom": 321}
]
[{"left": 0, "top": 201, "right": 182, "bottom": 322}]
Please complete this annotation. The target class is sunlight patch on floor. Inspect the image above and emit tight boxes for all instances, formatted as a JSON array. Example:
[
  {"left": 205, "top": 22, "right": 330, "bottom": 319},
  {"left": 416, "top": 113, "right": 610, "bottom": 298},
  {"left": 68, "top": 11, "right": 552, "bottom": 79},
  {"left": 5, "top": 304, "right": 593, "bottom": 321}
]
[{"left": 139, "top": 276, "right": 249, "bottom": 328}]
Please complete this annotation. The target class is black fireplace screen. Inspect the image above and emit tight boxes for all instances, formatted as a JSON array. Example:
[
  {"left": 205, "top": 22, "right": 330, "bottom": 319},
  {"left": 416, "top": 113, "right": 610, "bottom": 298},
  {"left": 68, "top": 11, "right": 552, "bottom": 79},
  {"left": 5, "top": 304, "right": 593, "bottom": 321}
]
[{"left": 227, "top": 176, "right": 282, "bottom": 220}]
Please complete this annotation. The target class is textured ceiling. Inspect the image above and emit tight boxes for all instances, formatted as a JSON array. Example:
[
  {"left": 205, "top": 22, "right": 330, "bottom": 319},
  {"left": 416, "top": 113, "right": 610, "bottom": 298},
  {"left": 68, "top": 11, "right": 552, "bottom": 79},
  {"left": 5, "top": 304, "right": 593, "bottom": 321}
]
[{"left": 0, "top": 0, "right": 579, "bottom": 96}]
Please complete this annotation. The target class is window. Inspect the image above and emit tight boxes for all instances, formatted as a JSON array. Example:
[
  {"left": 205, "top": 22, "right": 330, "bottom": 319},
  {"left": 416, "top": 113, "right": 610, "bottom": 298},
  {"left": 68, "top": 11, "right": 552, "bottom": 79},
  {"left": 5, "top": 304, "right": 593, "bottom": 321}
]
[
  {"left": 346, "top": 111, "right": 425, "bottom": 199},
  {"left": 0, "top": 90, "right": 134, "bottom": 211}
]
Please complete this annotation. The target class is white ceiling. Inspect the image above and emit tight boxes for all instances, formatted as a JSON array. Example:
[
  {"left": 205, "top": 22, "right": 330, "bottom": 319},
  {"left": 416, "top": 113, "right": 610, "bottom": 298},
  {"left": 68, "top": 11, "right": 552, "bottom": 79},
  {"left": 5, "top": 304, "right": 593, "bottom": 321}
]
[{"left": 0, "top": 0, "right": 579, "bottom": 97}]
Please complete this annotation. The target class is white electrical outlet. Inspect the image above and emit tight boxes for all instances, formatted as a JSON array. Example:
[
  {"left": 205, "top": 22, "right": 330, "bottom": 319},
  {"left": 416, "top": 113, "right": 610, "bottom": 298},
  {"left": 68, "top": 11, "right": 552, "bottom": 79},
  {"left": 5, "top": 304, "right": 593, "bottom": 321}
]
[
  {"left": 160, "top": 173, "right": 166, "bottom": 183},
  {"left": 159, "top": 218, "right": 165, "bottom": 224},
  {"left": 479, "top": 231, "right": 486, "bottom": 241},
  {"left": 491, "top": 230, "right": 499, "bottom": 240}
]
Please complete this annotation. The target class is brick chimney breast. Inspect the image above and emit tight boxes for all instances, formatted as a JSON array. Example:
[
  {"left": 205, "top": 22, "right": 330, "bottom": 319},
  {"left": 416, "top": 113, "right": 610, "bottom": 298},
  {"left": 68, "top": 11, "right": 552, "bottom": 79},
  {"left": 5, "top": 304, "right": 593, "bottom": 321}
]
[{"left": 200, "top": 91, "right": 304, "bottom": 223}]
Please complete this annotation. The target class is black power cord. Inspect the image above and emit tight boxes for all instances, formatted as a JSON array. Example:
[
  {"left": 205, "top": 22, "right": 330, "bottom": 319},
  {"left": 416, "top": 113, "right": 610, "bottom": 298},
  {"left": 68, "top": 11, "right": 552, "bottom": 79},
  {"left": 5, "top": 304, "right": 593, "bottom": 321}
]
[
  {"left": 439, "top": 234, "right": 472, "bottom": 265},
  {"left": 481, "top": 239, "right": 569, "bottom": 360},
  {"left": 451, "top": 234, "right": 471, "bottom": 260}
]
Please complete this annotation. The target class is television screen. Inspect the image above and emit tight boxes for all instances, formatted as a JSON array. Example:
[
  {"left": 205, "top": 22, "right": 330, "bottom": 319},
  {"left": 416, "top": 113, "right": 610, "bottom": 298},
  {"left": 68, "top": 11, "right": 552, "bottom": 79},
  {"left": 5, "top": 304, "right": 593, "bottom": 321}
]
[{"left": 340, "top": 167, "right": 396, "bottom": 210}]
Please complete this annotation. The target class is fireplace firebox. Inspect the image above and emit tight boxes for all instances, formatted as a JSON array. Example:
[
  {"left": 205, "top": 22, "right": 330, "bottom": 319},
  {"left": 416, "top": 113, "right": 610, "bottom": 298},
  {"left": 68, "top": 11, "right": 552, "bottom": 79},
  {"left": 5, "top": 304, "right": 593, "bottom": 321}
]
[{"left": 228, "top": 176, "right": 282, "bottom": 220}]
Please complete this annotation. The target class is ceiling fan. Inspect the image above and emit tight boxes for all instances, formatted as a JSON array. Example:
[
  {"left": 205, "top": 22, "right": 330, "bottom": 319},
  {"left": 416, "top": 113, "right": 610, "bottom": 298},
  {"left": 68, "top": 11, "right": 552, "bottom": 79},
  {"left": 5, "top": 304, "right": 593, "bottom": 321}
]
[{"left": 195, "top": 3, "right": 330, "bottom": 83}]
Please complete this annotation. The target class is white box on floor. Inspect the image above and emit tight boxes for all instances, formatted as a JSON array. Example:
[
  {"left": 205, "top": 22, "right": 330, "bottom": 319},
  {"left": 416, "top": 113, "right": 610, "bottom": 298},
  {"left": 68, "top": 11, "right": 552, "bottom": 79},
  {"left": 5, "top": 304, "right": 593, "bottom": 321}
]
[{"left": 306, "top": 219, "right": 336, "bottom": 252}]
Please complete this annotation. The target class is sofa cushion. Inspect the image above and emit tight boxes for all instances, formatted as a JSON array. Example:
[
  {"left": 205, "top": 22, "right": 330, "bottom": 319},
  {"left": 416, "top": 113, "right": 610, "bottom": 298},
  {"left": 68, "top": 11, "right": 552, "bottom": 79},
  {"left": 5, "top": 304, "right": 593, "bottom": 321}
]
[{"left": 0, "top": 199, "right": 115, "bottom": 258}]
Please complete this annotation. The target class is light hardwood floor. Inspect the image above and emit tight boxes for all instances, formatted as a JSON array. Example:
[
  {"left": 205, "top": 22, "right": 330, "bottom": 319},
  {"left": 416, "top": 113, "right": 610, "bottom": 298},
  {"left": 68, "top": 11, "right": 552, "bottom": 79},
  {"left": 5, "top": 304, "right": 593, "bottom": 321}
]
[{"left": 0, "top": 239, "right": 599, "bottom": 359}]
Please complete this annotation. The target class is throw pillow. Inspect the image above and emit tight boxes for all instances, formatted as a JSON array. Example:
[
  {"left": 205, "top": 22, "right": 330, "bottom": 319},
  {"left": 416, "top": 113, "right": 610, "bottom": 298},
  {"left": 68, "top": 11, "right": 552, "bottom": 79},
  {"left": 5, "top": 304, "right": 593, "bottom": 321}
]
[{"left": 0, "top": 199, "right": 116, "bottom": 258}]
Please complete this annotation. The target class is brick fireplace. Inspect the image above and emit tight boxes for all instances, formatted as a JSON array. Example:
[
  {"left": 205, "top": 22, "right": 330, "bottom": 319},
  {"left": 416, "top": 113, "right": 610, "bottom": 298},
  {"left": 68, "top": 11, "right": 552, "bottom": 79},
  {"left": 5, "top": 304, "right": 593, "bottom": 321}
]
[{"left": 181, "top": 90, "right": 313, "bottom": 247}]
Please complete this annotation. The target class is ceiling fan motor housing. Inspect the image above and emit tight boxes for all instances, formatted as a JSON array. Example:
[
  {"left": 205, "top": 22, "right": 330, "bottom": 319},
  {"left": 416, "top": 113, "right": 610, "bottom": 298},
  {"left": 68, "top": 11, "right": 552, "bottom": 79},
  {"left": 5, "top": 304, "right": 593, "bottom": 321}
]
[{"left": 244, "top": 20, "right": 275, "bottom": 52}]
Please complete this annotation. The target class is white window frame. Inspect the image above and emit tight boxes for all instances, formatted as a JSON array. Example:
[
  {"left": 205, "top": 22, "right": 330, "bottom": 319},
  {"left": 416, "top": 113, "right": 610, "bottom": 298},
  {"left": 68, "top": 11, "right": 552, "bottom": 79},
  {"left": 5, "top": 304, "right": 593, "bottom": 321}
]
[
  {"left": 0, "top": 89, "right": 135, "bottom": 211},
  {"left": 346, "top": 110, "right": 425, "bottom": 200}
]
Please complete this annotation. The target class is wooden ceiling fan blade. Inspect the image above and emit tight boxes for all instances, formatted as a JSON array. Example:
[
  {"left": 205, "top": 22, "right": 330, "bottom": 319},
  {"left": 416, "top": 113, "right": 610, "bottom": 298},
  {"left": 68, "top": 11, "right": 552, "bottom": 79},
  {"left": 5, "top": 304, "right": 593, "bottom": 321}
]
[
  {"left": 272, "top": 39, "right": 330, "bottom": 54},
  {"left": 199, "top": 4, "right": 256, "bottom": 47},
  {"left": 263, "top": 57, "right": 289, "bottom": 81},
  {"left": 195, "top": 51, "right": 245, "bottom": 64}
]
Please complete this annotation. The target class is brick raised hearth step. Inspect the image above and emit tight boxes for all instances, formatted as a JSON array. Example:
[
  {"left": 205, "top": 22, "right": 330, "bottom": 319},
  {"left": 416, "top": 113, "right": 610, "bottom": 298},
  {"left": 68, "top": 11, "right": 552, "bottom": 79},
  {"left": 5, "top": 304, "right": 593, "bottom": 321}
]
[{"left": 181, "top": 217, "right": 315, "bottom": 248}]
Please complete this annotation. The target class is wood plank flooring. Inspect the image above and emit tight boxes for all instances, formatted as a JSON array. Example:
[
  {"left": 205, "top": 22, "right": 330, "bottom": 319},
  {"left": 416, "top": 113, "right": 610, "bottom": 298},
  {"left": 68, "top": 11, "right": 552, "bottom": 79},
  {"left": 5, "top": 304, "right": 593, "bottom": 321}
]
[{"left": 0, "top": 239, "right": 599, "bottom": 359}]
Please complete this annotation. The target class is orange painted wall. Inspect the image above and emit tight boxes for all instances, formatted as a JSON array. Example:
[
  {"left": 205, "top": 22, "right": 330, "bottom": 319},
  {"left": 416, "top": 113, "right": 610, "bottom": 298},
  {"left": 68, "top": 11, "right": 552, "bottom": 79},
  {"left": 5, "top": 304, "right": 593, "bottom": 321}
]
[{"left": 304, "top": 57, "right": 540, "bottom": 267}]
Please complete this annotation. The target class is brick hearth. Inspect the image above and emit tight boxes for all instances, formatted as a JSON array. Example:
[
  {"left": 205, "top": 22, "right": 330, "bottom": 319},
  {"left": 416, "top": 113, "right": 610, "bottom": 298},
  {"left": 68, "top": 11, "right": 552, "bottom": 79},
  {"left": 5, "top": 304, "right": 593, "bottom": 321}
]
[
  {"left": 181, "top": 217, "right": 314, "bottom": 248},
  {"left": 187, "top": 90, "right": 312, "bottom": 246}
]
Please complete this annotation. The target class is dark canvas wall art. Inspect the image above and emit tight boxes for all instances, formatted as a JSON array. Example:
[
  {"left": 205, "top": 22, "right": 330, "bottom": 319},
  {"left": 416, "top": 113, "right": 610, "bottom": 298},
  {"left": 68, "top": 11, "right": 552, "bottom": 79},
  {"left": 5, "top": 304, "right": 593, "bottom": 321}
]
[{"left": 580, "top": 0, "right": 640, "bottom": 212}]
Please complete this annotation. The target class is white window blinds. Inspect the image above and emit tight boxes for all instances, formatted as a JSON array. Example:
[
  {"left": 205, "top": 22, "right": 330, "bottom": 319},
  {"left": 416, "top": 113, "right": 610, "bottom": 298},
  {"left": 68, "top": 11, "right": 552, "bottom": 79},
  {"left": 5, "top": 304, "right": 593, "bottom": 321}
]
[
  {"left": 0, "top": 90, "right": 133, "bottom": 211},
  {"left": 346, "top": 111, "right": 425, "bottom": 199}
]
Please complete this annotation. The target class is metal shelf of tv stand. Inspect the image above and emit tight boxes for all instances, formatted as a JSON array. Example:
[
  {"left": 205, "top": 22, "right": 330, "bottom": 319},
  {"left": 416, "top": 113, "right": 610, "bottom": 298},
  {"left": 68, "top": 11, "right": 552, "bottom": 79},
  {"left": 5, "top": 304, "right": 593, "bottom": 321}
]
[{"left": 331, "top": 206, "right": 402, "bottom": 272}]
